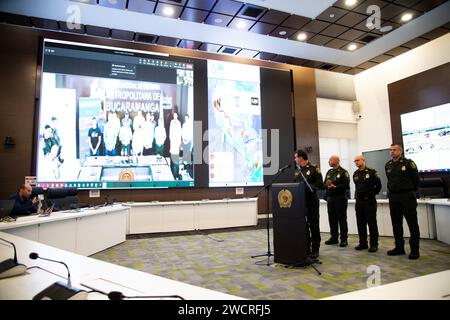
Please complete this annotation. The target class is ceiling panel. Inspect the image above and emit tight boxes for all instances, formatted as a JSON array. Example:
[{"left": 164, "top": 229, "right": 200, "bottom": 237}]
[
  {"left": 269, "top": 26, "right": 297, "bottom": 39},
  {"left": 337, "top": 28, "right": 366, "bottom": 41},
  {"left": 420, "top": 27, "right": 449, "bottom": 40},
  {"left": 315, "top": 6, "right": 349, "bottom": 23},
  {"left": 180, "top": 8, "right": 209, "bottom": 23},
  {"left": 385, "top": 46, "right": 410, "bottom": 56},
  {"left": 30, "top": 17, "right": 58, "bottom": 30},
  {"left": 178, "top": 39, "right": 202, "bottom": 49},
  {"left": 98, "top": 0, "right": 127, "bottom": 9},
  {"left": 59, "top": 21, "right": 85, "bottom": 34},
  {"left": 413, "top": 0, "right": 448, "bottom": 12},
  {"left": 352, "top": 0, "right": 390, "bottom": 15},
  {"left": 345, "top": 68, "right": 365, "bottom": 75},
  {"left": 289, "top": 30, "right": 316, "bottom": 41},
  {"left": 135, "top": 32, "right": 158, "bottom": 44},
  {"left": 159, "top": 0, "right": 188, "bottom": 5},
  {"left": 381, "top": 4, "right": 407, "bottom": 20},
  {"left": 301, "top": 20, "right": 330, "bottom": 33},
  {"left": 154, "top": 3, "right": 184, "bottom": 18},
  {"left": 324, "top": 38, "right": 349, "bottom": 49},
  {"left": 236, "top": 3, "right": 267, "bottom": 20},
  {"left": 307, "top": 34, "right": 334, "bottom": 45},
  {"left": 235, "top": 48, "right": 259, "bottom": 58},
  {"left": 369, "top": 54, "right": 394, "bottom": 63},
  {"left": 157, "top": 36, "right": 181, "bottom": 46},
  {"left": 204, "top": 12, "right": 233, "bottom": 27},
  {"left": 249, "top": 22, "right": 276, "bottom": 35},
  {"left": 332, "top": 0, "right": 360, "bottom": 10},
  {"left": 127, "top": 0, "right": 156, "bottom": 13},
  {"left": 259, "top": 9, "right": 290, "bottom": 24},
  {"left": 331, "top": 65, "right": 352, "bottom": 73},
  {"left": 280, "top": 15, "right": 311, "bottom": 30},
  {"left": 389, "top": 9, "right": 423, "bottom": 24},
  {"left": 198, "top": 42, "right": 222, "bottom": 52},
  {"left": 212, "top": 0, "right": 243, "bottom": 16},
  {"left": 110, "top": 29, "right": 135, "bottom": 41},
  {"left": 335, "top": 12, "right": 368, "bottom": 28},
  {"left": 320, "top": 24, "right": 349, "bottom": 37},
  {"left": 85, "top": 25, "right": 110, "bottom": 37},
  {"left": 401, "top": 36, "right": 429, "bottom": 49},
  {"left": 393, "top": 0, "right": 422, "bottom": 7},
  {"left": 186, "top": 0, "right": 216, "bottom": 11},
  {"left": 357, "top": 61, "right": 378, "bottom": 69},
  {"left": 254, "top": 51, "right": 277, "bottom": 60},
  {"left": 228, "top": 17, "right": 255, "bottom": 30},
  {"left": 2, "top": 13, "right": 32, "bottom": 26}
]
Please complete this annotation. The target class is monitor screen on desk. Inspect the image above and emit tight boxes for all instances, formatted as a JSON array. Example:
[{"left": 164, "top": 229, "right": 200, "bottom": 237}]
[{"left": 35, "top": 39, "right": 196, "bottom": 189}]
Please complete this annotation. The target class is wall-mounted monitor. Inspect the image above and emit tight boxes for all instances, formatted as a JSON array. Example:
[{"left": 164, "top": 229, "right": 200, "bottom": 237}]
[
  {"left": 401, "top": 102, "right": 450, "bottom": 172},
  {"left": 207, "top": 60, "right": 263, "bottom": 187},
  {"left": 36, "top": 39, "right": 196, "bottom": 189}
]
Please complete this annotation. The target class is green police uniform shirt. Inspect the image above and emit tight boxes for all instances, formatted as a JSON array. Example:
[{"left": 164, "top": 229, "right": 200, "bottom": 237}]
[
  {"left": 385, "top": 157, "right": 419, "bottom": 193},
  {"left": 325, "top": 166, "right": 350, "bottom": 197},
  {"left": 353, "top": 167, "right": 382, "bottom": 199}
]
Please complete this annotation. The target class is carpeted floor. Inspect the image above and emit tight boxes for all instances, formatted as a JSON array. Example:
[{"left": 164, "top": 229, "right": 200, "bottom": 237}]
[{"left": 91, "top": 226, "right": 450, "bottom": 300}]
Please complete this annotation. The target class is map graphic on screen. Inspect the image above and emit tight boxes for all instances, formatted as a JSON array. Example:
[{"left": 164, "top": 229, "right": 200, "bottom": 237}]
[
  {"left": 36, "top": 39, "right": 195, "bottom": 189},
  {"left": 401, "top": 103, "right": 450, "bottom": 172},
  {"left": 207, "top": 60, "right": 263, "bottom": 187}
]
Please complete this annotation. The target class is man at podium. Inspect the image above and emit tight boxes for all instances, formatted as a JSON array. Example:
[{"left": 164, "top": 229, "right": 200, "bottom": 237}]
[{"left": 294, "top": 150, "right": 325, "bottom": 259}]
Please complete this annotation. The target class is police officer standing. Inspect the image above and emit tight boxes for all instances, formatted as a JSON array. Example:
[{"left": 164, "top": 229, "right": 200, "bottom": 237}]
[
  {"left": 385, "top": 143, "right": 420, "bottom": 259},
  {"left": 353, "top": 155, "right": 382, "bottom": 252},
  {"left": 294, "top": 150, "right": 324, "bottom": 259},
  {"left": 324, "top": 155, "right": 350, "bottom": 247}
]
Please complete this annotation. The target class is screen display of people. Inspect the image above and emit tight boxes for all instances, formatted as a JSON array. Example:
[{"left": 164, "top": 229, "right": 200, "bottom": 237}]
[
  {"left": 207, "top": 60, "right": 264, "bottom": 187},
  {"left": 36, "top": 39, "right": 194, "bottom": 189},
  {"left": 401, "top": 103, "right": 450, "bottom": 172}
]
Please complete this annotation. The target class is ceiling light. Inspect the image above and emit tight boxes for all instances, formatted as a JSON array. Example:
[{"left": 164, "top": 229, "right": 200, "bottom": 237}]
[
  {"left": 279, "top": 30, "right": 287, "bottom": 36},
  {"left": 214, "top": 18, "right": 223, "bottom": 24},
  {"left": 380, "top": 25, "right": 393, "bottom": 33},
  {"left": 345, "top": 0, "right": 357, "bottom": 6},
  {"left": 401, "top": 13, "right": 413, "bottom": 22},
  {"left": 236, "top": 21, "right": 247, "bottom": 29},
  {"left": 297, "top": 33, "right": 307, "bottom": 41},
  {"left": 348, "top": 43, "right": 357, "bottom": 51},
  {"left": 163, "top": 7, "right": 174, "bottom": 16}
]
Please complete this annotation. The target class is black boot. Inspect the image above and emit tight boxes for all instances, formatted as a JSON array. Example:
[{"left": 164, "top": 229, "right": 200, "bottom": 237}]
[{"left": 387, "top": 247, "right": 405, "bottom": 256}]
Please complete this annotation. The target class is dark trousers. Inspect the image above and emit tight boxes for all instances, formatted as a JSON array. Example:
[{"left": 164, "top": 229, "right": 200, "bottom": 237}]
[
  {"left": 388, "top": 192, "right": 420, "bottom": 251},
  {"left": 305, "top": 197, "right": 320, "bottom": 253},
  {"left": 327, "top": 195, "right": 348, "bottom": 241},
  {"left": 355, "top": 198, "right": 378, "bottom": 246}
]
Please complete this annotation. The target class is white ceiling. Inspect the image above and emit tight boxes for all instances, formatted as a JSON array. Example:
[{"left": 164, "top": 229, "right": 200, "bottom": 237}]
[{"left": 0, "top": 0, "right": 449, "bottom": 67}]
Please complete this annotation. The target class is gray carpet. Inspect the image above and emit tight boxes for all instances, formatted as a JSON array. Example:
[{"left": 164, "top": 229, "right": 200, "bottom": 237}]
[{"left": 92, "top": 227, "right": 450, "bottom": 300}]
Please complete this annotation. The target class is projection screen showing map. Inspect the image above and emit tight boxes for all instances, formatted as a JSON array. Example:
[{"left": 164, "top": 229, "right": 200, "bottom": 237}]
[{"left": 207, "top": 60, "right": 264, "bottom": 187}]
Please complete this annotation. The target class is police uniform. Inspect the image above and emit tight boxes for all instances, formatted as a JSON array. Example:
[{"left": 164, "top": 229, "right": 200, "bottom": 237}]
[
  {"left": 294, "top": 162, "right": 324, "bottom": 257},
  {"left": 324, "top": 166, "right": 350, "bottom": 245},
  {"left": 385, "top": 157, "right": 420, "bottom": 256},
  {"left": 353, "top": 167, "right": 382, "bottom": 250}
]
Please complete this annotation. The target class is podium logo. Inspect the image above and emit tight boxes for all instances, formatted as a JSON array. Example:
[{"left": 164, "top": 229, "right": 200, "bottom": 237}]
[{"left": 277, "top": 189, "right": 293, "bottom": 208}]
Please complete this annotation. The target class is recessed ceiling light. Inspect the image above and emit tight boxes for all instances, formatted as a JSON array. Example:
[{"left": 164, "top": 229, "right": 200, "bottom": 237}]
[
  {"left": 236, "top": 21, "right": 247, "bottom": 29},
  {"left": 380, "top": 25, "right": 393, "bottom": 32},
  {"left": 163, "top": 7, "right": 174, "bottom": 16},
  {"left": 297, "top": 33, "right": 307, "bottom": 41},
  {"left": 214, "top": 18, "right": 223, "bottom": 24},
  {"left": 401, "top": 13, "right": 413, "bottom": 22},
  {"left": 345, "top": 0, "right": 357, "bottom": 6},
  {"left": 330, "top": 13, "right": 335, "bottom": 18},
  {"left": 348, "top": 43, "right": 357, "bottom": 51},
  {"left": 279, "top": 30, "right": 287, "bottom": 36}
]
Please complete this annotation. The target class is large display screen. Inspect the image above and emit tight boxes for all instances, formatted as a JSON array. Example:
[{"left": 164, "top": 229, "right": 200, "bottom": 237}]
[
  {"left": 36, "top": 39, "right": 195, "bottom": 189},
  {"left": 401, "top": 103, "right": 450, "bottom": 172},
  {"left": 207, "top": 60, "right": 263, "bottom": 187}
]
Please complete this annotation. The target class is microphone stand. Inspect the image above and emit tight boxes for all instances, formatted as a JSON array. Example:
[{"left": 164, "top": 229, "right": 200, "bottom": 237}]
[{"left": 251, "top": 167, "right": 289, "bottom": 266}]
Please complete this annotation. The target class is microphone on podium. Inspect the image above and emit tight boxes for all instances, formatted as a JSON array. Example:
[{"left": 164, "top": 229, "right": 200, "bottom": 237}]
[
  {"left": 278, "top": 164, "right": 291, "bottom": 172},
  {"left": 29, "top": 252, "right": 88, "bottom": 300},
  {"left": 0, "top": 237, "right": 27, "bottom": 279}
]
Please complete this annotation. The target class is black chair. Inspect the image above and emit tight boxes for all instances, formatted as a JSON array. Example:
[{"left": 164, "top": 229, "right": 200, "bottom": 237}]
[
  {"left": 47, "top": 187, "right": 68, "bottom": 211},
  {"left": 64, "top": 187, "right": 80, "bottom": 209},
  {"left": 419, "top": 177, "right": 445, "bottom": 198}
]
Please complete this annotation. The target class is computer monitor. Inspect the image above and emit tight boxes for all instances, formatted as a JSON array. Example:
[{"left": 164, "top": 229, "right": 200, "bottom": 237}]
[{"left": 0, "top": 200, "right": 15, "bottom": 219}]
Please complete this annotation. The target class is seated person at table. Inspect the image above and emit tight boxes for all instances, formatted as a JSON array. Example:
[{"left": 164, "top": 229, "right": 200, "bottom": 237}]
[{"left": 8, "top": 184, "right": 52, "bottom": 216}]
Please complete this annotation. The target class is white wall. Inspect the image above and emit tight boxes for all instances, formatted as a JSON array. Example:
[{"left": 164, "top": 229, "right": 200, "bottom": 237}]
[{"left": 354, "top": 33, "right": 450, "bottom": 154}]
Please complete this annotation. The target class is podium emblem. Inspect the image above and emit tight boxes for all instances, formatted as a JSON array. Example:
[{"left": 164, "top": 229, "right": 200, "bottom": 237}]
[{"left": 277, "top": 189, "right": 293, "bottom": 208}]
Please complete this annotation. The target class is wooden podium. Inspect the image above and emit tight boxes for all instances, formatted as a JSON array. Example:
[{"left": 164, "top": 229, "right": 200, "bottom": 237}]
[{"left": 271, "top": 182, "right": 308, "bottom": 265}]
